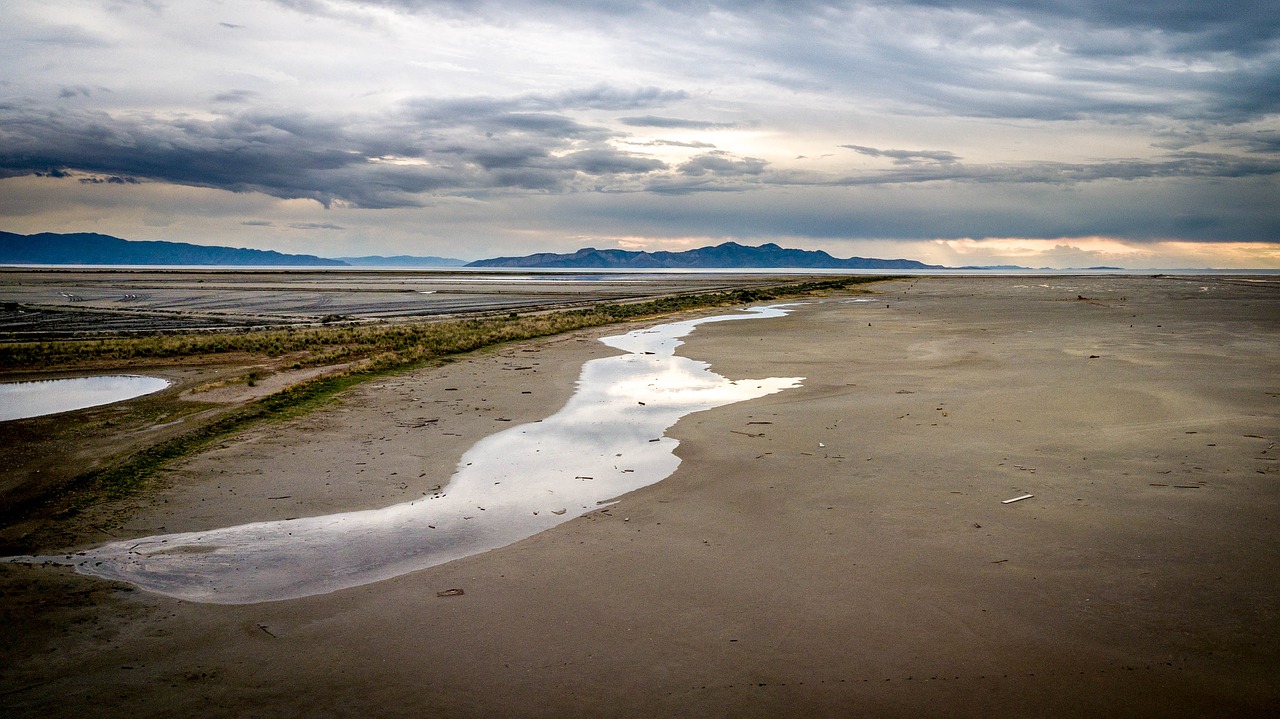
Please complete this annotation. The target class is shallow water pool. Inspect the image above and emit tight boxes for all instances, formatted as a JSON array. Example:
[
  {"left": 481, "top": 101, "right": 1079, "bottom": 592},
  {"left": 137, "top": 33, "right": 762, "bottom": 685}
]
[
  {"left": 6, "top": 305, "right": 804, "bottom": 603},
  {"left": 0, "top": 375, "right": 171, "bottom": 422}
]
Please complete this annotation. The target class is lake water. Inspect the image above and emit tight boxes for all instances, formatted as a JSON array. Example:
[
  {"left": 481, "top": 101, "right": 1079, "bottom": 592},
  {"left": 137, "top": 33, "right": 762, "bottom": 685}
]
[
  {"left": 0, "top": 375, "right": 171, "bottom": 422},
  {"left": 7, "top": 305, "right": 805, "bottom": 604}
]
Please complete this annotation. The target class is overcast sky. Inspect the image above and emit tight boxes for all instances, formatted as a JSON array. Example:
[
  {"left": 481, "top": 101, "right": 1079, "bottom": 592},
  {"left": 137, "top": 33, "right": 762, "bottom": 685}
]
[{"left": 2, "top": 0, "right": 1278, "bottom": 267}]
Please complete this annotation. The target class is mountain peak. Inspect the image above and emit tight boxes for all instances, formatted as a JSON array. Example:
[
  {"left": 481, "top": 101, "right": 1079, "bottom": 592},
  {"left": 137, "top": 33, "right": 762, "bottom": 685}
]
[{"left": 468, "top": 242, "right": 940, "bottom": 270}]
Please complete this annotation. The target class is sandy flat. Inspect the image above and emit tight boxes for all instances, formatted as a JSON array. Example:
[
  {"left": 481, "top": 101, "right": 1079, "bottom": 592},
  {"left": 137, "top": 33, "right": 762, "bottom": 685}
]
[{"left": 1, "top": 275, "right": 1277, "bottom": 718}]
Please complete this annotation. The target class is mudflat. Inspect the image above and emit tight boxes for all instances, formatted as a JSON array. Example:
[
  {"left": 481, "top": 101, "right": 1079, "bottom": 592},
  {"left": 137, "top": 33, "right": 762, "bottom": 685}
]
[
  {"left": 0, "top": 267, "right": 809, "bottom": 335},
  {"left": 2, "top": 275, "right": 1277, "bottom": 718}
]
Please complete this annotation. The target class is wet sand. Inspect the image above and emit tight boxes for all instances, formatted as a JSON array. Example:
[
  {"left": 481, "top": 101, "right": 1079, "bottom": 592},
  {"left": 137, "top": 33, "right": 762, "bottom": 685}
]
[{"left": 2, "top": 275, "right": 1277, "bottom": 717}]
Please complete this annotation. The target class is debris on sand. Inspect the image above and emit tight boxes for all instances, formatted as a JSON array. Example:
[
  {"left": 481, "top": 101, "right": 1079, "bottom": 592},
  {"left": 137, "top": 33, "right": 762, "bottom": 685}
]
[{"left": 1001, "top": 494, "right": 1034, "bottom": 504}]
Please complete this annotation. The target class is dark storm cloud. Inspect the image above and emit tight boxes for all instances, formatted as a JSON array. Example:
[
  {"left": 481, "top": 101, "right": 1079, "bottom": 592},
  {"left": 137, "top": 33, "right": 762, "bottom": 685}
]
[
  {"left": 1215, "top": 65, "right": 1280, "bottom": 119},
  {"left": 643, "top": 152, "right": 771, "bottom": 194},
  {"left": 1232, "top": 131, "right": 1280, "bottom": 155},
  {"left": 840, "top": 144, "right": 960, "bottom": 164},
  {"left": 5, "top": 0, "right": 1274, "bottom": 253},
  {"left": 0, "top": 85, "right": 675, "bottom": 206},
  {"left": 642, "top": 150, "right": 1280, "bottom": 195},
  {"left": 551, "top": 86, "right": 690, "bottom": 110},
  {"left": 257, "top": 0, "right": 1280, "bottom": 125},
  {"left": 618, "top": 116, "right": 736, "bottom": 130},
  {"left": 321, "top": 0, "right": 1280, "bottom": 56},
  {"left": 58, "top": 86, "right": 93, "bottom": 100},
  {"left": 819, "top": 153, "right": 1280, "bottom": 187},
  {"left": 558, "top": 149, "right": 667, "bottom": 175},
  {"left": 561, "top": 173, "right": 1280, "bottom": 243},
  {"left": 624, "top": 139, "right": 718, "bottom": 149},
  {"left": 903, "top": 0, "right": 1280, "bottom": 54},
  {"left": 498, "top": 0, "right": 1277, "bottom": 124},
  {"left": 78, "top": 175, "right": 141, "bottom": 184},
  {"left": 482, "top": 113, "right": 605, "bottom": 139},
  {"left": 406, "top": 86, "right": 686, "bottom": 125},
  {"left": 21, "top": 24, "right": 111, "bottom": 48},
  {"left": 4, "top": 86, "right": 1273, "bottom": 209},
  {"left": 678, "top": 151, "right": 767, "bottom": 177},
  {"left": 337, "top": 0, "right": 1273, "bottom": 122},
  {"left": 727, "top": 16, "right": 1249, "bottom": 123},
  {"left": 456, "top": 143, "right": 666, "bottom": 190},
  {"left": 0, "top": 103, "right": 431, "bottom": 206},
  {"left": 403, "top": 87, "right": 685, "bottom": 153},
  {"left": 212, "top": 90, "right": 259, "bottom": 104},
  {"left": 462, "top": 143, "right": 555, "bottom": 171}
]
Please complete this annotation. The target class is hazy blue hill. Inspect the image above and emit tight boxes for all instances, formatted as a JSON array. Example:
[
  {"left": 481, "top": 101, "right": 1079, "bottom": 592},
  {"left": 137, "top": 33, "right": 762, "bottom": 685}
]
[
  {"left": 0, "top": 231, "right": 347, "bottom": 266},
  {"left": 335, "top": 255, "right": 467, "bottom": 267},
  {"left": 468, "top": 241, "right": 943, "bottom": 269}
]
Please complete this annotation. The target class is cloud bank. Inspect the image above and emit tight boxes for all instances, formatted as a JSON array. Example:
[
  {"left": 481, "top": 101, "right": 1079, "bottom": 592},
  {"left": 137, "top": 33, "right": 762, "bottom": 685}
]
[{"left": 0, "top": 0, "right": 1276, "bottom": 266}]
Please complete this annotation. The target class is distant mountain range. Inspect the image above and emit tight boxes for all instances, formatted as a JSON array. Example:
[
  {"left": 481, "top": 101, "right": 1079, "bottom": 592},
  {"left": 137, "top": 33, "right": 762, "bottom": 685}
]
[
  {"left": 467, "top": 242, "right": 943, "bottom": 269},
  {"left": 2, "top": 232, "right": 988, "bottom": 271},
  {"left": 1, "top": 231, "right": 347, "bottom": 267},
  {"left": 0, "top": 232, "right": 463, "bottom": 267}
]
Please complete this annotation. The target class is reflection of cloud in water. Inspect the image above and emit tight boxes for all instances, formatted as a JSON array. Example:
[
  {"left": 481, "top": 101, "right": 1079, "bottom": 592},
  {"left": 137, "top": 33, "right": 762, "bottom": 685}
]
[
  {"left": 0, "top": 375, "right": 170, "bottom": 422},
  {"left": 10, "top": 305, "right": 804, "bottom": 604}
]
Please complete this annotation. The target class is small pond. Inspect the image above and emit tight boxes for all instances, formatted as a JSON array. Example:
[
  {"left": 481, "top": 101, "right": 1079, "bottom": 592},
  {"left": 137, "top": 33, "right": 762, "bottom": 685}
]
[{"left": 0, "top": 375, "right": 172, "bottom": 422}]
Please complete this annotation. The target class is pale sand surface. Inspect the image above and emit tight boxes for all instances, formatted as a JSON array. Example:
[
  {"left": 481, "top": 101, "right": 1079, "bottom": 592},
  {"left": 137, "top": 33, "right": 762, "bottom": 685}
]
[{"left": 2, "top": 275, "right": 1277, "bottom": 717}]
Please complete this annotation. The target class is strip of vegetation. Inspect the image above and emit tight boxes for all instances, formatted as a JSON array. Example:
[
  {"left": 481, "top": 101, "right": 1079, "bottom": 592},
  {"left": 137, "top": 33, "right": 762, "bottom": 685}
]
[
  {"left": 64, "top": 370, "right": 376, "bottom": 513},
  {"left": 19, "top": 276, "right": 889, "bottom": 520},
  {"left": 1, "top": 277, "right": 884, "bottom": 371}
]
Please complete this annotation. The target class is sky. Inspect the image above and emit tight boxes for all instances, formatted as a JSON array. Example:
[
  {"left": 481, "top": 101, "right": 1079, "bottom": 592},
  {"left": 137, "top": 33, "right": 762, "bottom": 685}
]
[{"left": 1, "top": 0, "right": 1278, "bottom": 268}]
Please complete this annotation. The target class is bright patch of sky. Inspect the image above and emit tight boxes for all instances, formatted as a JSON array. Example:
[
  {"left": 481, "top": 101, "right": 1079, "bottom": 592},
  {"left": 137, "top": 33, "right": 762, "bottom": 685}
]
[{"left": 1, "top": 0, "right": 1277, "bottom": 267}]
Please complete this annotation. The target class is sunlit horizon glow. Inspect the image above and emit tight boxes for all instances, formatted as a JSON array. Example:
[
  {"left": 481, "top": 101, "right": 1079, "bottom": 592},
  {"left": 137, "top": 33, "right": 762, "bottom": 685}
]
[
  {"left": 1, "top": 1, "right": 1277, "bottom": 268},
  {"left": 924, "top": 238, "right": 1280, "bottom": 270}
]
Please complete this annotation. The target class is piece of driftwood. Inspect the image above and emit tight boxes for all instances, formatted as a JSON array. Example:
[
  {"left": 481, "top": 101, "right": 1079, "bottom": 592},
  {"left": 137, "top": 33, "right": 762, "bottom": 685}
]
[{"left": 1001, "top": 493, "right": 1035, "bottom": 504}]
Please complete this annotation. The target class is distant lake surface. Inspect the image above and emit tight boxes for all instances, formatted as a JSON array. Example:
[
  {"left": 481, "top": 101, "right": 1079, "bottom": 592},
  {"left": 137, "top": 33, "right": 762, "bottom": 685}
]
[{"left": 0, "top": 375, "right": 171, "bottom": 421}]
